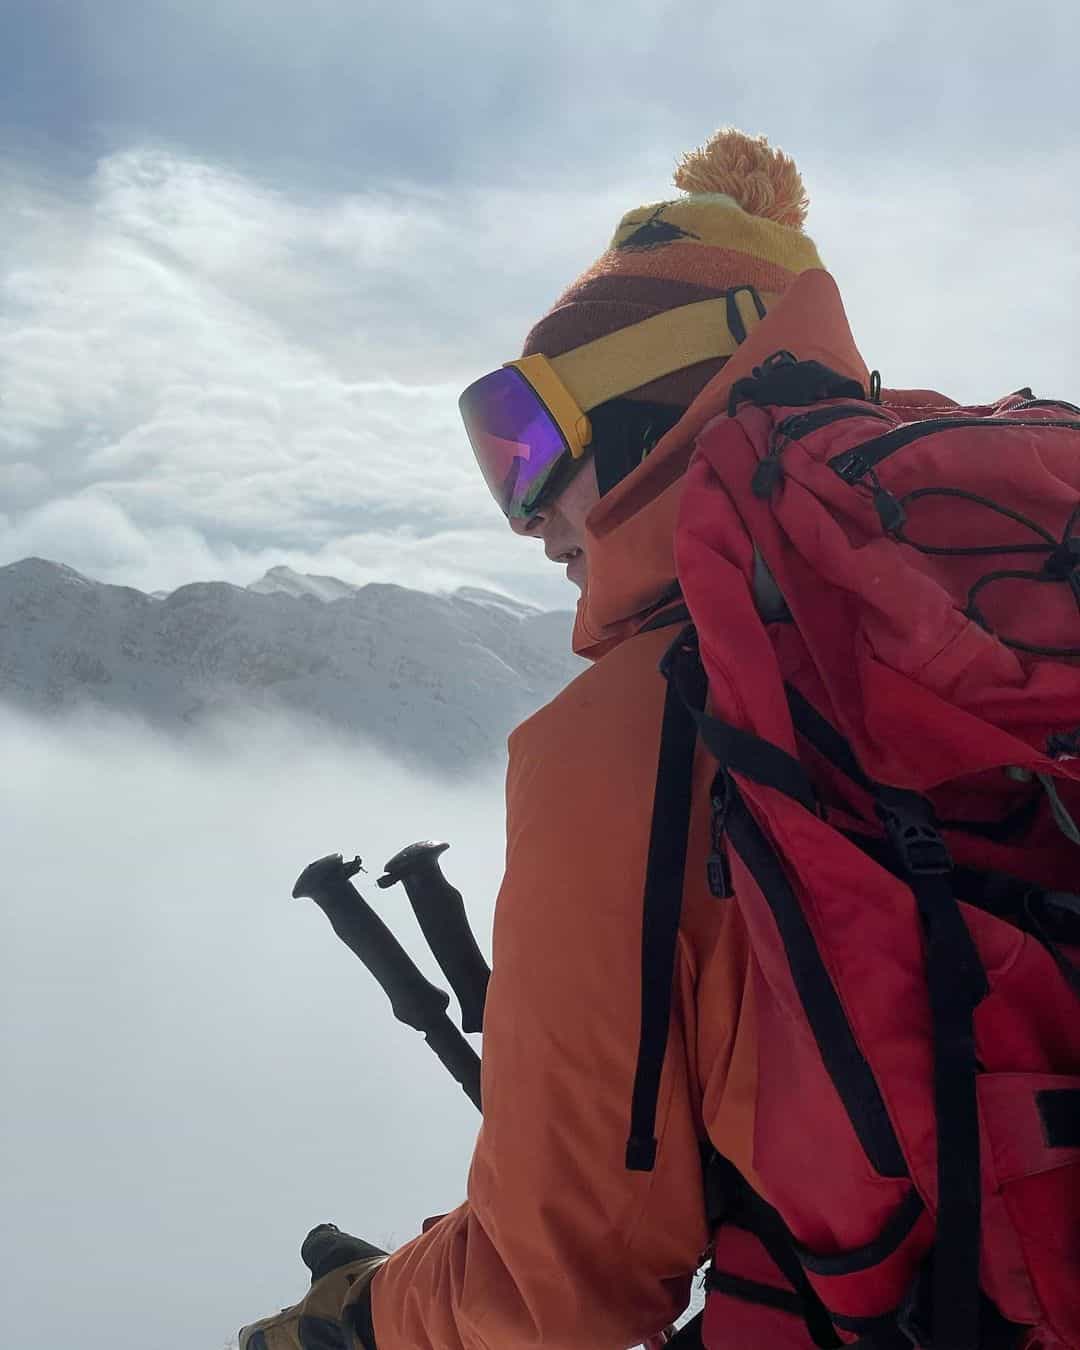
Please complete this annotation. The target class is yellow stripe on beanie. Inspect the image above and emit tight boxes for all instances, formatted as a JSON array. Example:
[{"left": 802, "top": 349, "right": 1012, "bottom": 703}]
[{"left": 551, "top": 293, "right": 779, "bottom": 411}]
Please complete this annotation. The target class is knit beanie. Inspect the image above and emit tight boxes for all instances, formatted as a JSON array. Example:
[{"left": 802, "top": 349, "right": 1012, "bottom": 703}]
[{"left": 522, "top": 129, "right": 825, "bottom": 410}]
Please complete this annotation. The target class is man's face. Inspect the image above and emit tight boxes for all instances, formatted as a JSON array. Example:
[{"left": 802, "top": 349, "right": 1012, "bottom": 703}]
[{"left": 508, "top": 454, "right": 600, "bottom": 591}]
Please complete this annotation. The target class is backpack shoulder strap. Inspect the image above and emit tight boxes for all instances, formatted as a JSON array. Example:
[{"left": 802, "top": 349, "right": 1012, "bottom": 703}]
[{"left": 625, "top": 641, "right": 703, "bottom": 1171}]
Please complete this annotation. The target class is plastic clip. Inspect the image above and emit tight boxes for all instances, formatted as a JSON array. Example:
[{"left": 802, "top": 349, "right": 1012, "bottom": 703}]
[{"left": 875, "top": 787, "right": 951, "bottom": 877}]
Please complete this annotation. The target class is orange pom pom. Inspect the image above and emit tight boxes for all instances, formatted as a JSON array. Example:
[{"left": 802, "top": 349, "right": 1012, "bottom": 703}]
[{"left": 673, "top": 128, "right": 809, "bottom": 230}]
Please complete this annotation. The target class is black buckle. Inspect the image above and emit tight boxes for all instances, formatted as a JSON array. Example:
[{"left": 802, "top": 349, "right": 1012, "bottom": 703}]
[{"left": 874, "top": 788, "right": 952, "bottom": 877}]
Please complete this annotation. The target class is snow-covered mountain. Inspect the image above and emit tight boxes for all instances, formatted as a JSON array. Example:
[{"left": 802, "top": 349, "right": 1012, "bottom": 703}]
[
  {"left": 0, "top": 558, "right": 584, "bottom": 768},
  {"left": 246, "top": 564, "right": 362, "bottom": 604}
]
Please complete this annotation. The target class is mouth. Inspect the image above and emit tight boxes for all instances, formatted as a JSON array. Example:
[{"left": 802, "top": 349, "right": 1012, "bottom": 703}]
[
  {"left": 564, "top": 550, "right": 587, "bottom": 589},
  {"left": 547, "top": 547, "right": 583, "bottom": 566},
  {"left": 542, "top": 544, "right": 586, "bottom": 588}
]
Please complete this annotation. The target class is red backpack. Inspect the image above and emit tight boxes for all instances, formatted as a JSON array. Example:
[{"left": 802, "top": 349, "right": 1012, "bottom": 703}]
[{"left": 629, "top": 353, "right": 1080, "bottom": 1350}]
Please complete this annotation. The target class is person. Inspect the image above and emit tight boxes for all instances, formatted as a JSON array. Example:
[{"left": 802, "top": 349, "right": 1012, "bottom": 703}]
[{"left": 240, "top": 127, "right": 880, "bottom": 1350}]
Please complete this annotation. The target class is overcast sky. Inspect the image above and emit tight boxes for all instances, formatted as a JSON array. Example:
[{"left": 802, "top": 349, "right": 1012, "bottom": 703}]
[
  {"left": 3, "top": 6, "right": 1080, "bottom": 1346},
  {"left": 3, "top": 0, "right": 1078, "bottom": 606}
]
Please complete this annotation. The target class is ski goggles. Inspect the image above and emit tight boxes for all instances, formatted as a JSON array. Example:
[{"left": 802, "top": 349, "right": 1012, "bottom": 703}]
[{"left": 460, "top": 289, "right": 775, "bottom": 519}]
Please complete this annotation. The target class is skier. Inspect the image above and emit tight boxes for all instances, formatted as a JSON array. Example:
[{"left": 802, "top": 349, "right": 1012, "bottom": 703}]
[{"left": 241, "top": 127, "right": 1080, "bottom": 1350}]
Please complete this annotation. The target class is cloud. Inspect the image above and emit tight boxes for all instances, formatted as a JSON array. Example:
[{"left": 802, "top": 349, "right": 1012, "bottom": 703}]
[
  {"left": 0, "top": 492, "right": 569, "bottom": 604},
  {"left": 0, "top": 705, "right": 503, "bottom": 1350},
  {"left": 3, "top": 11, "right": 1080, "bottom": 1346},
  {"left": 2, "top": 131, "right": 1078, "bottom": 603},
  {"left": 808, "top": 150, "right": 1080, "bottom": 403},
  {"left": 1, "top": 146, "right": 621, "bottom": 600},
  {"left": 5, "top": 0, "right": 1079, "bottom": 186}
]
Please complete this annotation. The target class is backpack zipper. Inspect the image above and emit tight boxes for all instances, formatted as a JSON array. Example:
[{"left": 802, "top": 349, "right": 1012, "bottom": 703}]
[
  {"left": 752, "top": 405, "right": 895, "bottom": 498},
  {"left": 773, "top": 404, "right": 894, "bottom": 443},
  {"left": 1013, "top": 397, "right": 1080, "bottom": 415},
  {"left": 829, "top": 417, "right": 1080, "bottom": 485}
]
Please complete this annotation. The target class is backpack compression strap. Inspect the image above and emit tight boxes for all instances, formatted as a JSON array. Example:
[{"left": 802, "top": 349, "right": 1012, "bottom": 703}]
[
  {"left": 634, "top": 628, "right": 999, "bottom": 1349},
  {"left": 779, "top": 686, "right": 992, "bottom": 1350}
]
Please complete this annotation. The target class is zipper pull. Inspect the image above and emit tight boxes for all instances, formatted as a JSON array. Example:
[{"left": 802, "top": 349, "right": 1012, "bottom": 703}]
[
  {"left": 872, "top": 484, "right": 906, "bottom": 533},
  {"left": 707, "top": 772, "right": 734, "bottom": 898},
  {"left": 1037, "top": 773, "right": 1080, "bottom": 847},
  {"left": 752, "top": 456, "right": 785, "bottom": 498}
]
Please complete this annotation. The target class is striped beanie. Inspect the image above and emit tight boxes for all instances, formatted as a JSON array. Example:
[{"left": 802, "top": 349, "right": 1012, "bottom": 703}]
[{"left": 522, "top": 128, "right": 825, "bottom": 409}]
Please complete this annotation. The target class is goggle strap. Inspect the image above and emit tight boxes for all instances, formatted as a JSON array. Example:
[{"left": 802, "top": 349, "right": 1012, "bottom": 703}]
[{"left": 550, "top": 291, "right": 779, "bottom": 412}]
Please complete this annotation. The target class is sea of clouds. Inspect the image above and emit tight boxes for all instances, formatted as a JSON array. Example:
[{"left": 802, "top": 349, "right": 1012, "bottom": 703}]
[{"left": 1, "top": 705, "right": 503, "bottom": 1349}]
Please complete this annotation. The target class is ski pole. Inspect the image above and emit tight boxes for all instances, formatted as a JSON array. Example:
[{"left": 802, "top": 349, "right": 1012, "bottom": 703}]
[
  {"left": 295, "top": 854, "right": 676, "bottom": 1350},
  {"left": 377, "top": 842, "right": 491, "bottom": 1034},
  {"left": 293, "top": 853, "right": 482, "bottom": 1111}
]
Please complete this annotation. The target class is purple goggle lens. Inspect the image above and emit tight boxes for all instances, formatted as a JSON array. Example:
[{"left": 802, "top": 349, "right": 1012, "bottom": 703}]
[{"left": 459, "top": 367, "right": 574, "bottom": 519}]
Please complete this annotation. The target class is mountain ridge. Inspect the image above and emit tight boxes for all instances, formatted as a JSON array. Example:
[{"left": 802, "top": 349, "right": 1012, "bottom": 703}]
[{"left": 0, "top": 557, "right": 583, "bottom": 769}]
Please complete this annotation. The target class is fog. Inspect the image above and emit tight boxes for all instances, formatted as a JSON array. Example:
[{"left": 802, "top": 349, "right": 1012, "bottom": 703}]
[{"left": 1, "top": 706, "right": 504, "bottom": 1348}]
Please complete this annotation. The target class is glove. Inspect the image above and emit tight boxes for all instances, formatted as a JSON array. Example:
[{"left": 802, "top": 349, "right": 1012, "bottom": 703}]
[{"left": 239, "top": 1225, "right": 386, "bottom": 1350}]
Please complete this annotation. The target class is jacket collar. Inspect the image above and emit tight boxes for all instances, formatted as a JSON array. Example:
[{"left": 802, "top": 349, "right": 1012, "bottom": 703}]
[{"left": 571, "top": 270, "right": 874, "bottom": 659}]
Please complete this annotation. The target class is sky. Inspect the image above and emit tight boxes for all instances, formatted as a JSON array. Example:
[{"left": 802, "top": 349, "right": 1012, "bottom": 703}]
[
  {"left": 2, "top": 4, "right": 1080, "bottom": 1346},
  {"left": 3, "top": 0, "right": 1078, "bottom": 608}
]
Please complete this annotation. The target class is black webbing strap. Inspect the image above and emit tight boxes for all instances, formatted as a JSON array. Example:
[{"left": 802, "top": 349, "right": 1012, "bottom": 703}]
[
  {"left": 731, "top": 1198, "right": 843, "bottom": 1349},
  {"left": 703, "top": 1155, "right": 1010, "bottom": 1350},
  {"left": 780, "top": 688, "right": 997, "bottom": 1346},
  {"left": 691, "top": 707, "right": 817, "bottom": 812},
  {"left": 846, "top": 829, "right": 1080, "bottom": 1015},
  {"left": 874, "top": 788, "right": 990, "bottom": 1350},
  {"left": 844, "top": 1319, "right": 919, "bottom": 1350},
  {"left": 627, "top": 633, "right": 818, "bottom": 1168},
  {"left": 703, "top": 1272, "right": 915, "bottom": 1350},
  {"left": 785, "top": 683, "right": 873, "bottom": 789},
  {"left": 626, "top": 666, "right": 702, "bottom": 1171},
  {"left": 707, "top": 1270, "right": 806, "bottom": 1315},
  {"left": 706, "top": 1154, "right": 842, "bottom": 1349},
  {"left": 640, "top": 602, "right": 692, "bottom": 634},
  {"left": 663, "top": 634, "right": 816, "bottom": 812},
  {"left": 1024, "top": 892, "right": 1080, "bottom": 1001},
  {"left": 636, "top": 581, "right": 686, "bottom": 633},
  {"left": 786, "top": 684, "right": 1042, "bottom": 845}
]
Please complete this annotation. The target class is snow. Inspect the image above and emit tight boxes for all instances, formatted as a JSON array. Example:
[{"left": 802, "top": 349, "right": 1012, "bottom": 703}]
[
  {"left": 0, "top": 557, "right": 584, "bottom": 770},
  {"left": 246, "top": 568, "right": 546, "bottom": 623},
  {"left": 247, "top": 564, "right": 360, "bottom": 604},
  {"left": 451, "top": 586, "right": 542, "bottom": 621}
]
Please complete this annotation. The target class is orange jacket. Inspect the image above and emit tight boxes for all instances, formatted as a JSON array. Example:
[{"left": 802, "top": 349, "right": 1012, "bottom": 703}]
[{"left": 359, "top": 272, "right": 873, "bottom": 1349}]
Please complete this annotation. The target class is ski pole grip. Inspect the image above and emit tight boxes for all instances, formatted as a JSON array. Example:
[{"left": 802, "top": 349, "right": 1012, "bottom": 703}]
[
  {"left": 378, "top": 842, "right": 491, "bottom": 1033},
  {"left": 293, "top": 854, "right": 451, "bottom": 1032}
]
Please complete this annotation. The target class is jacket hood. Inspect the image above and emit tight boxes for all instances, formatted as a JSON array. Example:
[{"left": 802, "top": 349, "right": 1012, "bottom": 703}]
[{"left": 571, "top": 269, "right": 873, "bottom": 659}]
